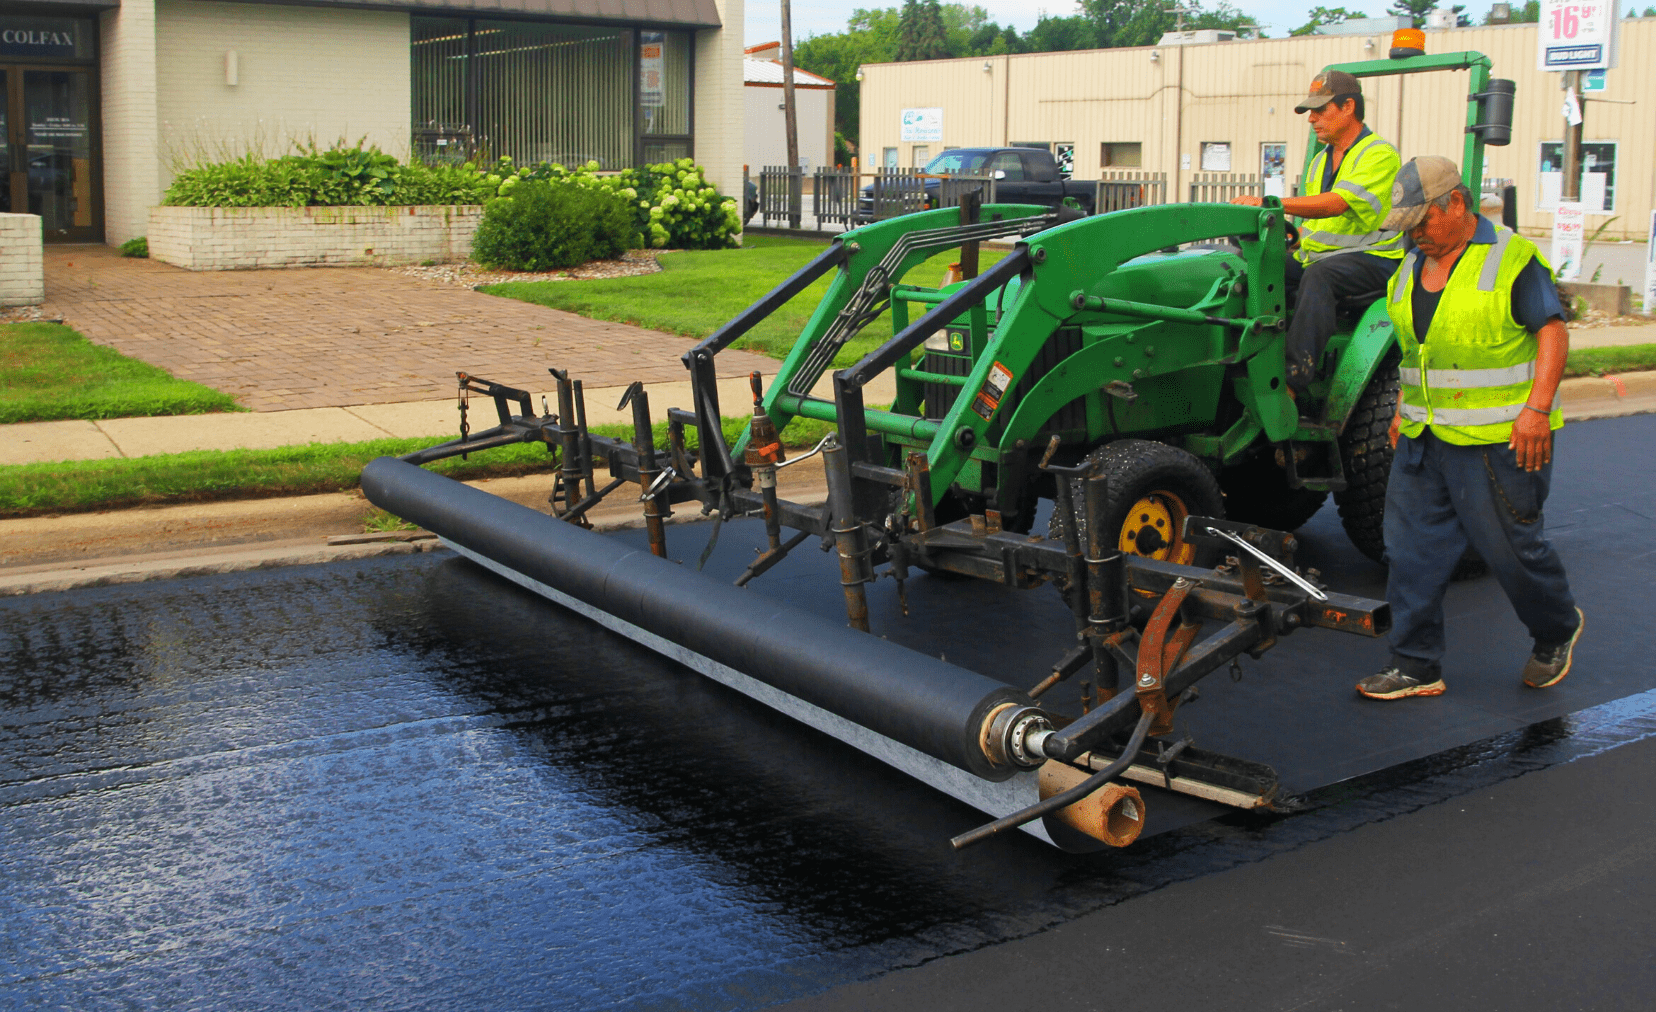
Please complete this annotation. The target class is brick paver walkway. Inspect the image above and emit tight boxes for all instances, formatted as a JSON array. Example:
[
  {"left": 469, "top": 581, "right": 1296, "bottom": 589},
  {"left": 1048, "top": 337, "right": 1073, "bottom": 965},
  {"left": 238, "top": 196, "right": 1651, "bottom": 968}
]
[{"left": 42, "top": 245, "right": 775, "bottom": 412}]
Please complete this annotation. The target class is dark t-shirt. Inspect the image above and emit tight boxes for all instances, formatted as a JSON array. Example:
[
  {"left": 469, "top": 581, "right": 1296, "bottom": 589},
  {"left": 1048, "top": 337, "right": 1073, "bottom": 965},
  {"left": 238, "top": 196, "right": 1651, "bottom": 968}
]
[{"left": 1410, "top": 218, "right": 1564, "bottom": 340}]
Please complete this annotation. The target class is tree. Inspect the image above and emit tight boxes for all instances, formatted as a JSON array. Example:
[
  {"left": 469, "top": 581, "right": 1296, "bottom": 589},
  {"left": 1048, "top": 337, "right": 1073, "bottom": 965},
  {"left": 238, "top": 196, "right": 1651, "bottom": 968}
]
[
  {"left": 1290, "top": 6, "right": 1367, "bottom": 35},
  {"left": 794, "top": 7, "right": 901, "bottom": 149},
  {"left": 1022, "top": 15, "right": 1100, "bottom": 51},
  {"left": 895, "top": 0, "right": 949, "bottom": 60},
  {"left": 1484, "top": 0, "right": 1538, "bottom": 22},
  {"left": 1079, "top": 0, "right": 1260, "bottom": 50},
  {"left": 1388, "top": 0, "right": 1468, "bottom": 26}
]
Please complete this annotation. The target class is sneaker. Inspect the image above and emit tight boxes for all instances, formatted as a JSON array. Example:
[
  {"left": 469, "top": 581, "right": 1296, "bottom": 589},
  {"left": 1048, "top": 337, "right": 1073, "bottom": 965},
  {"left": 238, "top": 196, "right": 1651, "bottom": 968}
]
[
  {"left": 1356, "top": 667, "right": 1446, "bottom": 700},
  {"left": 1523, "top": 607, "right": 1585, "bottom": 689}
]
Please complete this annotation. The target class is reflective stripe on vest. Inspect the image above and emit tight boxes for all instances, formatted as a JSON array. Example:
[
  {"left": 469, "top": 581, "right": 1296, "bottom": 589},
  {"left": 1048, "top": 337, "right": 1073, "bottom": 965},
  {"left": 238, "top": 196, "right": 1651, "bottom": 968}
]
[{"left": 1385, "top": 225, "right": 1562, "bottom": 446}]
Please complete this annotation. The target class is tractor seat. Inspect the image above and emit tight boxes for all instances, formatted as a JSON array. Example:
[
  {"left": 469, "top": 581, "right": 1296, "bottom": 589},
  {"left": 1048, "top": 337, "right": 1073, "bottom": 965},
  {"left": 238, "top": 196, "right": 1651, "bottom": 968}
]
[{"left": 1334, "top": 288, "right": 1389, "bottom": 327}]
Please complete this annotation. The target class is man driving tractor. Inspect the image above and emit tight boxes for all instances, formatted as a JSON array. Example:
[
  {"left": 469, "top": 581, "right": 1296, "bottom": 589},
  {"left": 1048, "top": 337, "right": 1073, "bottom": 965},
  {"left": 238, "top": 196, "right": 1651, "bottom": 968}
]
[{"left": 1232, "top": 70, "right": 1405, "bottom": 394}]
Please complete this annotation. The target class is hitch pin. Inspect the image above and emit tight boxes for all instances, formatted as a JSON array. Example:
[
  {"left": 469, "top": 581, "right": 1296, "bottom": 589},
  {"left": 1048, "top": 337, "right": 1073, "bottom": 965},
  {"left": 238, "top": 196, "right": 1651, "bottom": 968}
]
[
  {"left": 1205, "top": 526, "right": 1328, "bottom": 601},
  {"left": 640, "top": 466, "right": 676, "bottom": 502}
]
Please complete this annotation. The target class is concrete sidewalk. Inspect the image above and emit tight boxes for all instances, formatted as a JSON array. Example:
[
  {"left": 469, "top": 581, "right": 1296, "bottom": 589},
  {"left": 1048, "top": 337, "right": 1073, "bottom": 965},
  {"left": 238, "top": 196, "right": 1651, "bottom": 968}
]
[{"left": 0, "top": 370, "right": 898, "bottom": 465}]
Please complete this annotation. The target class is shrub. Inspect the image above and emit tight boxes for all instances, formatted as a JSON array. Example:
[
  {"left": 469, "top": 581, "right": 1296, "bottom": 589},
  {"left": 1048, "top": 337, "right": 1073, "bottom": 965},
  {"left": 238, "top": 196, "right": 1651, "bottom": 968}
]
[
  {"left": 474, "top": 157, "right": 740, "bottom": 251},
  {"left": 470, "top": 179, "right": 640, "bottom": 271},
  {"left": 119, "top": 237, "right": 149, "bottom": 258},
  {"left": 163, "top": 141, "right": 490, "bottom": 208}
]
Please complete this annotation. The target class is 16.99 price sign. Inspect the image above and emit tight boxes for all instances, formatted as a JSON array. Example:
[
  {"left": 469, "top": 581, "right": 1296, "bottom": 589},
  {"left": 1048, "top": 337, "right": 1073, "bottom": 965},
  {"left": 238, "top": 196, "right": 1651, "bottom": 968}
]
[{"left": 1537, "top": 0, "right": 1620, "bottom": 70}]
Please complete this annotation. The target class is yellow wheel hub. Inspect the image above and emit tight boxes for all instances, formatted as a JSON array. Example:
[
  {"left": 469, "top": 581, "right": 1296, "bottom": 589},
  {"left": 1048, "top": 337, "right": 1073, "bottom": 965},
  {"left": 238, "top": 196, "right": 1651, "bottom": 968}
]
[{"left": 1118, "top": 491, "right": 1193, "bottom": 564}]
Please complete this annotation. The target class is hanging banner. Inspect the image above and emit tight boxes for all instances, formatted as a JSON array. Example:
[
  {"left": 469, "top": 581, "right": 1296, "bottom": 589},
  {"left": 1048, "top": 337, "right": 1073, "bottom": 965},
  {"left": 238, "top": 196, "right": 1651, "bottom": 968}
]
[
  {"left": 1643, "top": 210, "right": 1656, "bottom": 317},
  {"left": 1552, "top": 201, "right": 1585, "bottom": 280},
  {"left": 1537, "top": 0, "right": 1620, "bottom": 71}
]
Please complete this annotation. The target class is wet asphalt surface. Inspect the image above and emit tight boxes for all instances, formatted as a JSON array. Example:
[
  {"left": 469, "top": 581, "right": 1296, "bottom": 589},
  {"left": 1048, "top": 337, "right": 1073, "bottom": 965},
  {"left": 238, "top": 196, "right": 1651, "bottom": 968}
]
[{"left": 1, "top": 414, "right": 1652, "bottom": 1010}]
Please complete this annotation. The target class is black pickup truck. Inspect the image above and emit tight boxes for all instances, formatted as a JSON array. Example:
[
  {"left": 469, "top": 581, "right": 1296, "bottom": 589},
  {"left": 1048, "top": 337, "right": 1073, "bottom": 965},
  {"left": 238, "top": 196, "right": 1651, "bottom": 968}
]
[{"left": 858, "top": 147, "right": 1094, "bottom": 219}]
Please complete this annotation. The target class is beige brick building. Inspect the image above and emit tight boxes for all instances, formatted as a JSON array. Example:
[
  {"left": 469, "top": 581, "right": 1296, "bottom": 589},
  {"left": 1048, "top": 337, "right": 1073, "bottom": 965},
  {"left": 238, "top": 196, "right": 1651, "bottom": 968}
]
[
  {"left": 859, "top": 19, "right": 1656, "bottom": 240},
  {"left": 0, "top": 0, "right": 744, "bottom": 246}
]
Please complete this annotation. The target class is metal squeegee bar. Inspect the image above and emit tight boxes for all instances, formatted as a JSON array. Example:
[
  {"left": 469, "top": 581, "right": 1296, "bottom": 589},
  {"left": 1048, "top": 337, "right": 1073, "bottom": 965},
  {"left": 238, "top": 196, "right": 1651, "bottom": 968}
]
[{"left": 786, "top": 214, "right": 1056, "bottom": 398}]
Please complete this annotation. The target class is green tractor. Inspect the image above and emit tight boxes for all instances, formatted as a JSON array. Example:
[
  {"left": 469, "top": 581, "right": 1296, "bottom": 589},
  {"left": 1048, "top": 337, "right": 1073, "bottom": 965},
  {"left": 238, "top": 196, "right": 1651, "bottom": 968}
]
[{"left": 735, "top": 48, "right": 1514, "bottom": 568}]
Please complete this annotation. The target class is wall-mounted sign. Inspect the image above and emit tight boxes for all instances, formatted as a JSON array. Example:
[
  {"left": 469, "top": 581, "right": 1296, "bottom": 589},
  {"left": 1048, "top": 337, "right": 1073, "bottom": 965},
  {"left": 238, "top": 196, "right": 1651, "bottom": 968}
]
[
  {"left": 1200, "top": 142, "right": 1231, "bottom": 172},
  {"left": 0, "top": 18, "right": 85, "bottom": 58},
  {"left": 1536, "top": 0, "right": 1620, "bottom": 71},
  {"left": 899, "top": 108, "right": 942, "bottom": 143},
  {"left": 640, "top": 32, "right": 664, "bottom": 109},
  {"left": 1582, "top": 68, "right": 1607, "bottom": 91}
]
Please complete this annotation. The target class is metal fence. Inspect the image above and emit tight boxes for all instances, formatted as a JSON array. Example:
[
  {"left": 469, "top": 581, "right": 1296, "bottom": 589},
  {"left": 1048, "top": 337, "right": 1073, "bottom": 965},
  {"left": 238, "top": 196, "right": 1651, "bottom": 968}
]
[{"left": 758, "top": 166, "right": 805, "bottom": 229}]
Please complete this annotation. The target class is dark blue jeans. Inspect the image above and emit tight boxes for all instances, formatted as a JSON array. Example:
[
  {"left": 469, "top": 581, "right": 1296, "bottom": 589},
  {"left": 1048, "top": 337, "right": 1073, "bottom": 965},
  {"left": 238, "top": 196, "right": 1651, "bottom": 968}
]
[{"left": 1383, "top": 429, "right": 1579, "bottom": 679}]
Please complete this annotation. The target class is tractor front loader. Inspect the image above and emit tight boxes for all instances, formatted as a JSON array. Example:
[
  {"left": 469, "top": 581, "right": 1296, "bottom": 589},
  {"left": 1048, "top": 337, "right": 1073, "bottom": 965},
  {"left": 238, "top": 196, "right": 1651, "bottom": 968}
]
[{"left": 367, "top": 47, "right": 1516, "bottom": 852}]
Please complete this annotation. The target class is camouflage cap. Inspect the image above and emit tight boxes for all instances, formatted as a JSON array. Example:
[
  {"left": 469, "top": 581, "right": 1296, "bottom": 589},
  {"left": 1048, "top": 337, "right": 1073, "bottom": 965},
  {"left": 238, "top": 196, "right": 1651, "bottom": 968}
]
[
  {"left": 1293, "top": 70, "right": 1363, "bottom": 114},
  {"left": 1382, "top": 155, "right": 1464, "bottom": 232}
]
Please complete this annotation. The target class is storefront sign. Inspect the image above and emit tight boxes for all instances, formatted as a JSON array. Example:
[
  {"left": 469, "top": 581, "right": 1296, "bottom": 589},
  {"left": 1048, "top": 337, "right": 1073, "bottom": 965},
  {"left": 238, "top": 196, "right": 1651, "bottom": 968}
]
[
  {"left": 1536, "top": 0, "right": 1619, "bottom": 71},
  {"left": 0, "top": 19, "right": 82, "bottom": 58},
  {"left": 1643, "top": 211, "right": 1656, "bottom": 317},
  {"left": 899, "top": 108, "right": 942, "bottom": 143},
  {"left": 1551, "top": 201, "right": 1585, "bottom": 280},
  {"left": 640, "top": 32, "right": 664, "bottom": 109}
]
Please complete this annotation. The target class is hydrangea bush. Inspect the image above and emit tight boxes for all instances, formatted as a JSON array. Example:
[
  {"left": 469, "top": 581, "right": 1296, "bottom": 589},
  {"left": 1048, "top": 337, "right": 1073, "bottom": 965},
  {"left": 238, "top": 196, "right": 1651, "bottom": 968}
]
[{"left": 476, "top": 157, "right": 740, "bottom": 250}]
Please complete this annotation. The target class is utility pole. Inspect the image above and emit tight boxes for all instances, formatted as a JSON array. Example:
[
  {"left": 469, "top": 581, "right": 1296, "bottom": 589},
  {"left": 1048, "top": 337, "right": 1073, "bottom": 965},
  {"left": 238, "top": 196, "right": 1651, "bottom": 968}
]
[
  {"left": 780, "top": 0, "right": 801, "bottom": 227},
  {"left": 780, "top": 0, "right": 800, "bottom": 172},
  {"left": 1560, "top": 69, "right": 1583, "bottom": 202}
]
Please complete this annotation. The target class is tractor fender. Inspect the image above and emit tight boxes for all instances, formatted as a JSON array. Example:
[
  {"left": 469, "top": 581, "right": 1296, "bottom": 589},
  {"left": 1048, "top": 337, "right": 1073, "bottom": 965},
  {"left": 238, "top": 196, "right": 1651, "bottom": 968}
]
[{"left": 1326, "top": 297, "right": 1400, "bottom": 433}]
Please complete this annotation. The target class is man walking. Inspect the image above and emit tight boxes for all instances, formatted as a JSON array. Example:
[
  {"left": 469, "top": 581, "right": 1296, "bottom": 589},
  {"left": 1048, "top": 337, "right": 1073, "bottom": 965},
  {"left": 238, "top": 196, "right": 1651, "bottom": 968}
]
[
  {"left": 1232, "top": 71, "right": 1405, "bottom": 393},
  {"left": 1357, "top": 156, "right": 1584, "bottom": 701}
]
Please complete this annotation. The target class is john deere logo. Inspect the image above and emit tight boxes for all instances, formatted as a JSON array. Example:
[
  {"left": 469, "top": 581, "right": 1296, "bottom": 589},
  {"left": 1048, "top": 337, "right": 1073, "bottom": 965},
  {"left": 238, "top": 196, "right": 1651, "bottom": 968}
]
[{"left": 949, "top": 331, "right": 965, "bottom": 351}]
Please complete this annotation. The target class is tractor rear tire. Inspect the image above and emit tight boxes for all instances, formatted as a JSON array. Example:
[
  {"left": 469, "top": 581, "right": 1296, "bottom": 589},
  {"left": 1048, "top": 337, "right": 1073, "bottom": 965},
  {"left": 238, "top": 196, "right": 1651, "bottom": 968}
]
[
  {"left": 1047, "top": 439, "right": 1225, "bottom": 566},
  {"left": 1218, "top": 453, "right": 1329, "bottom": 532},
  {"left": 1334, "top": 355, "right": 1401, "bottom": 564}
]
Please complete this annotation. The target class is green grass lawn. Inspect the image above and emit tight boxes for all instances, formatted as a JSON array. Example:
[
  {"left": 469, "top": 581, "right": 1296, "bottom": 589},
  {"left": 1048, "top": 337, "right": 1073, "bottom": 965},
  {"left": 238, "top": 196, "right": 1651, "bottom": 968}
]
[
  {"left": 1, "top": 322, "right": 241, "bottom": 423},
  {"left": 1564, "top": 342, "right": 1656, "bottom": 378},
  {"left": 0, "top": 414, "right": 836, "bottom": 518},
  {"left": 483, "top": 234, "right": 1007, "bottom": 367}
]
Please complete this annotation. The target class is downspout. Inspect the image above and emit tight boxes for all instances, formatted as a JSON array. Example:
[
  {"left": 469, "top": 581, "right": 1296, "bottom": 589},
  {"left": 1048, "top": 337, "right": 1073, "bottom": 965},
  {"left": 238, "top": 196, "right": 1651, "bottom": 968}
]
[
  {"left": 1173, "top": 45, "right": 1185, "bottom": 202},
  {"left": 1002, "top": 54, "right": 1010, "bottom": 146}
]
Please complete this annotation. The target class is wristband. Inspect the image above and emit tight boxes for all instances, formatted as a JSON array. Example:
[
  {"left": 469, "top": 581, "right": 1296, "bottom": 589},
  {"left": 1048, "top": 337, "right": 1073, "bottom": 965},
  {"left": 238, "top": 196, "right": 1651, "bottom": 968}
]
[{"left": 1522, "top": 404, "right": 1550, "bottom": 417}]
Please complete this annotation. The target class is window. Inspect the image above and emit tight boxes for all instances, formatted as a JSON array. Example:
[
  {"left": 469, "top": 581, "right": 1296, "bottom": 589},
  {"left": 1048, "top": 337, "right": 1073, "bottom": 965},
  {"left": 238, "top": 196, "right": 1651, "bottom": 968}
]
[
  {"left": 988, "top": 150, "right": 1025, "bottom": 181},
  {"left": 1200, "top": 142, "right": 1232, "bottom": 172},
  {"left": 924, "top": 150, "right": 985, "bottom": 174},
  {"left": 1537, "top": 141, "right": 1616, "bottom": 213},
  {"left": 882, "top": 147, "right": 899, "bottom": 168},
  {"left": 911, "top": 145, "right": 930, "bottom": 166},
  {"left": 1101, "top": 142, "right": 1141, "bottom": 168},
  {"left": 411, "top": 18, "right": 690, "bottom": 170}
]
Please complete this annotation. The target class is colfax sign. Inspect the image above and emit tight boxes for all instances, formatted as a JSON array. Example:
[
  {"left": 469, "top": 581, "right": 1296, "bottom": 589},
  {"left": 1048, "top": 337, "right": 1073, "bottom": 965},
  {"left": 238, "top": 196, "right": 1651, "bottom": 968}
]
[{"left": 1536, "top": 0, "right": 1620, "bottom": 71}]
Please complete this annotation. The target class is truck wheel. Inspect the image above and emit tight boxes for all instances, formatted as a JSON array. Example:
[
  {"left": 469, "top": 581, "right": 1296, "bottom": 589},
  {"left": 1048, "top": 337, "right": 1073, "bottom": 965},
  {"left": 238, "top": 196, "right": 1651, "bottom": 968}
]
[
  {"left": 1047, "top": 440, "right": 1224, "bottom": 565},
  {"left": 1334, "top": 355, "right": 1400, "bottom": 564},
  {"left": 1218, "top": 453, "right": 1329, "bottom": 532}
]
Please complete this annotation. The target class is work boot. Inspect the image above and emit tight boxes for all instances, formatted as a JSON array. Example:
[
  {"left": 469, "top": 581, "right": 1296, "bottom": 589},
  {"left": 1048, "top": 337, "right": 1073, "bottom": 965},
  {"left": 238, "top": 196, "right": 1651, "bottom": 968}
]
[
  {"left": 1522, "top": 607, "right": 1585, "bottom": 689},
  {"left": 1355, "top": 666, "right": 1446, "bottom": 700}
]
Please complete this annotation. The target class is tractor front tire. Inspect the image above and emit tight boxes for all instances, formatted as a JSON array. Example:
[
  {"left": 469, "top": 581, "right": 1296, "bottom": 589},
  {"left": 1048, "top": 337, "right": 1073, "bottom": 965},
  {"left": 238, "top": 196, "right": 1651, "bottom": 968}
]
[
  {"left": 1048, "top": 439, "right": 1224, "bottom": 566},
  {"left": 1334, "top": 355, "right": 1400, "bottom": 563},
  {"left": 1218, "top": 453, "right": 1329, "bottom": 532}
]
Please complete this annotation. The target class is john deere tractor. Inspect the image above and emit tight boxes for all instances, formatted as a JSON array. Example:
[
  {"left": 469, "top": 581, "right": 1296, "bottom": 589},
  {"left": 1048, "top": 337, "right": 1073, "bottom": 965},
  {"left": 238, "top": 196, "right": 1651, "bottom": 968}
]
[{"left": 729, "top": 46, "right": 1516, "bottom": 568}]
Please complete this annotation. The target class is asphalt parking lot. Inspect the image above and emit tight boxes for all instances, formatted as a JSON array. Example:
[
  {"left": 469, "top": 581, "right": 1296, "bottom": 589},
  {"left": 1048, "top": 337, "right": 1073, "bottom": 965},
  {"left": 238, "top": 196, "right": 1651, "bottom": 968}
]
[{"left": 0, "top": 414, "right": 1651, "bottom": 1010}]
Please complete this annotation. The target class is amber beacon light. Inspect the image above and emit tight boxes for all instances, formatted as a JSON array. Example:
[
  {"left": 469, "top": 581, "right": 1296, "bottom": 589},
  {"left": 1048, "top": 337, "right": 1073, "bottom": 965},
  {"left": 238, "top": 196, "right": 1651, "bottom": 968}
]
[{"left": 1389, "top": 28, "right": 1425, "bottom": 58}]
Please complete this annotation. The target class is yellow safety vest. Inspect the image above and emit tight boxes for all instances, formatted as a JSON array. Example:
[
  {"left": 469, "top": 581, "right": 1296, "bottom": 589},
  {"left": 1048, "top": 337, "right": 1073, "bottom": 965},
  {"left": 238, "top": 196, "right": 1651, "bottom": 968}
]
[
  {"left": 1300, "top": 131, "right": 1406, "bottom": 265},
  {"left": 1386, "top": 226, "right": 1564, "bottom": 446}
]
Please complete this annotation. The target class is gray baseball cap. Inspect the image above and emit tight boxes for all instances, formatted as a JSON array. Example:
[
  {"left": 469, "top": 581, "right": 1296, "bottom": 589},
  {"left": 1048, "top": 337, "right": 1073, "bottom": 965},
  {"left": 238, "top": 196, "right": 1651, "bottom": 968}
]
[{"left": 1382, "top": 155, "right": 1463, "bottom": 233}]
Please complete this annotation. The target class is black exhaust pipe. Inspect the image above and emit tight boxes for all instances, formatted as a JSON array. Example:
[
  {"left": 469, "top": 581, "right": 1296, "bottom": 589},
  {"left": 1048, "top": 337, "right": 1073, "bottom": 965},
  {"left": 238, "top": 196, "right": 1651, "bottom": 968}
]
[{"left": 361, "top": 457, "right": 1035, "bottom": 783}]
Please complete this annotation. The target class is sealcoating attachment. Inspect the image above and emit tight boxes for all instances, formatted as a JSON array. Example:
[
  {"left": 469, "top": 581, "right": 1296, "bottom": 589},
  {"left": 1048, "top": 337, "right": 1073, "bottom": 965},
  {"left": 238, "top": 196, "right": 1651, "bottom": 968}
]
[{"left": 1037, "top": 761, "right": 1145, "bottom": 848}]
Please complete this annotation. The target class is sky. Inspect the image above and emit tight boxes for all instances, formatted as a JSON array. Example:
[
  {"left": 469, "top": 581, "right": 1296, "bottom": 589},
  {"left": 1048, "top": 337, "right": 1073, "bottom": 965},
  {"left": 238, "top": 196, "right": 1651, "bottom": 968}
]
[{"left": 742, "top": 1, "right": 1506, "bottom": 48}]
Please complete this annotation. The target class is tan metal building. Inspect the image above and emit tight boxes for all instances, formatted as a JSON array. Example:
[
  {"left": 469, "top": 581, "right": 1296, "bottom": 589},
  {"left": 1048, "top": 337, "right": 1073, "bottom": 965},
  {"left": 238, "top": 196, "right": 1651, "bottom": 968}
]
[{"left": 859, "top": 19, "right": 1655, "bottom": 240}]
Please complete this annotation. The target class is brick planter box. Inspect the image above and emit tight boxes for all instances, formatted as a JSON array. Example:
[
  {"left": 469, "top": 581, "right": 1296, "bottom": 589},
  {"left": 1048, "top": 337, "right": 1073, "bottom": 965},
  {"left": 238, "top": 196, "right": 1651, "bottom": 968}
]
[{"left": 147, "top": 204, "right": 484, "bottom": 270}]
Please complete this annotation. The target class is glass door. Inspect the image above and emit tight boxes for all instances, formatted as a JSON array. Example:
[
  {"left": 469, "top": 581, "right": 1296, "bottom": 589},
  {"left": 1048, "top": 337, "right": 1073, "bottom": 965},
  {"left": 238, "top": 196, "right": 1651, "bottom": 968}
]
[{"left": 5, "top": 66, "right": 98, "bottom": 240}]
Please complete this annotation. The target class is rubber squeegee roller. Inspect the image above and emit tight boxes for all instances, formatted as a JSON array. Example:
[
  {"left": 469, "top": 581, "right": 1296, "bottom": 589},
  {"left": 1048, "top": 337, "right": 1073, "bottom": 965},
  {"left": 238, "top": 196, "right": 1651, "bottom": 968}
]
[{"left": 360, "top": 457, "right": 1041, "bottom": 784}]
